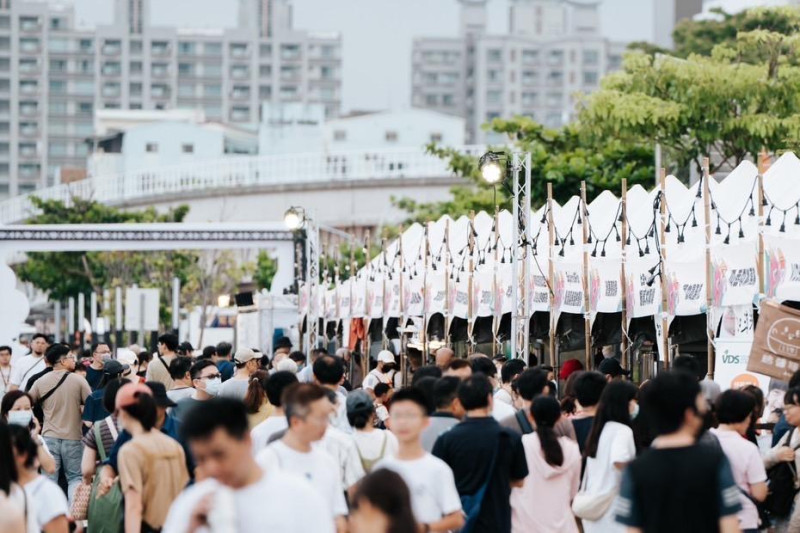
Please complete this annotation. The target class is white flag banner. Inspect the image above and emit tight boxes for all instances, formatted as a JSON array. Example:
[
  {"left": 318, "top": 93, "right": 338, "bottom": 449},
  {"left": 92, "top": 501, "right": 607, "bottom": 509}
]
[
  {"left": 765, "top": 235, "right": 800, "bottom": 302},
  {"left": 665, "top": 258, "right": 706, "bottom": 317},
  {"left": 474, "top": 269, "right": 495, "bottom": 318},
  {"left": 450, "top": 277, "right": 470, "bottom": 319},
  {"left": 497, "top": 263, "right": 513, "bottom": 315},
  {"left": 718, "top": 305, "right": 755, "bottom": 340},
  {"left": 553, "top": 262, "right": 584, "bottom": 315},
  {"left": 626, "top": 255, "right": 661, "bottom": 319},
  {"left": 589, "top": 260, "right": 623, "bottom": 314},
  {"left": 352, "top": 275, "right": 366, "bottom": 318},
  {"left": 711, "top": 242, "right": 758, "bottom": 308},
  {"left": 424, "top": 272, "right": 447, "bottom": 316},
  {"left": 404, "top": 276, "right": 425, "bottom": 317},
  {"left": 385, "top": 278, "right": 401, "bottom": 318},
  {"left": 368, "top": 279, "right": 383, "bottom": 319},
  {"left": 337, "top": 279, "right": 351, "bottom": 320},
  {"left": 324, "top": 289, "right": 336, "bottom": 321},
  {"left": 298, "top": 281, "right": 309, "bottom": 316}
]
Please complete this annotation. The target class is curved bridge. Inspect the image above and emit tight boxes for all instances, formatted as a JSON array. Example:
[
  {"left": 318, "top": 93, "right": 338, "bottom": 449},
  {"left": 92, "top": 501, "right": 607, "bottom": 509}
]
[{"left": 0, "top": 146, "right": 484, "bottom": 227}]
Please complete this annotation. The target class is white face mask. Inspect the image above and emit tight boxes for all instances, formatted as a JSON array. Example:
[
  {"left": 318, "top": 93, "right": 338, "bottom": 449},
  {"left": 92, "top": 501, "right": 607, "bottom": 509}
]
[
  {"left": 8, "top": 410, "right": 33, "bottom": 427},
  {"left": 204, "top": 377, "right": 222, "bottom": 397},
  {"left": 630, "top": 403, "right": 640, "bottom": 421}
]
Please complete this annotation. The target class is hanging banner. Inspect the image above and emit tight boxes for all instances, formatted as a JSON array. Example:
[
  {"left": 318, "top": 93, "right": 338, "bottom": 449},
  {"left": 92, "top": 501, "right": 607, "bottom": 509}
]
[
  {"left": 424, "top": 272, "right": 446, "bottom": 316},
  {"left": 385, "top": 277, "right": 401, "bottom": 318},
  {"left": 589, "top": 260, "right": 623, "bottom": 314},
  {"left": 714, "top": 338, "right": 770, "bottom": 395},
  {"left": 352, "top": 275, "right": 366, "bottom": 318},
  {"left": 337, "top": 280, "right": 351, "bottom": 320},
  {"left": 496, "top": 263, "right": 513, "bottom": 315},
  {"left": 711, "top": 242, "right": 758, "bottom": 308},
  {"left": 450, "top": 276, "right": 469, "bottom": 319},
  {"left": 404, "top": 276, "right": 425, "bottom": 317},
  {"left": 765, "top": 235, "right": 800, "bottom": 302},
  {"left": 324, "top": 289, "right": 336, "bottom": 321},
  {"left": 298, "top": 281, "right": 309, "bottom": 316},
  {"left": 718, "top": 305, "right": 755, "bottom": 340},
  {"left": 474, "top": 269, "right": 495, "bottom": 318},
  {"left": 626, "top": 256, "right": 661, "bottom": 319},
  {"left": 553, "top": 262, "right": 584, "bottom": 315},
  {"left": 368, "top": 279, "right": 383, "bottom": 319},
  {"left": 665, "top": 259, "right": 706, "bottom": 317}
]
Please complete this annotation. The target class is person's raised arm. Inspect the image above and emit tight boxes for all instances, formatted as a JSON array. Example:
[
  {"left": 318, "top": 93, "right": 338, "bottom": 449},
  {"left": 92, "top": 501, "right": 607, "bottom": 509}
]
[
  {"left": 81, "top": 446, "right": 97, "bottom": 484},
  {"left": 425, "top": 510, "right": 464, "bottom": 532}
]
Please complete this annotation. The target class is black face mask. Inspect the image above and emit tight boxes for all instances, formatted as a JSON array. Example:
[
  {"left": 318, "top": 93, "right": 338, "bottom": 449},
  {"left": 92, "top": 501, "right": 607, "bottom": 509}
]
[{"left": 382, "top": 363, "right": 396, "bottom": 372}]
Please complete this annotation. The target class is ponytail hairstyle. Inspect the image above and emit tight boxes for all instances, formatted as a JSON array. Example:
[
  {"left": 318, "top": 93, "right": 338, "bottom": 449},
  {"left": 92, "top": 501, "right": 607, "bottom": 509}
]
[
  {"left": 243, "top": 370, "right": 269, "bottom": 414},
  {"left": 531, "top": 395, "right": 564, "bottom": 467}
]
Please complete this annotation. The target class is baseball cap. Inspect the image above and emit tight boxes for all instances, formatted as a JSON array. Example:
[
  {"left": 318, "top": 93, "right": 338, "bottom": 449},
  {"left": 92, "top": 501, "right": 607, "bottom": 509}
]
[
  {"left": 145, "top": 381, "right": 177, "bottom": 408},
  {"left": 234, "top": 347, "right": 258, "bottom": 364},
  {"left": 115, "top": 383, "right": 153, "bottom": 410},
  {"left": 346, "top": 390, "right": 374, "bottom": 415},
  {"left": 377, "top": 350, "right": 395, "bottom": 364},
  {"left": 559, "top": 358, "right": 584, "bottom": 381},
  {"left": 103, "top": 359, "right": 130, "bottom": 376},
  {"left": 116, "top": 348, "right": 138, "bottom": 367},
  {"left": 598, "top": 357, "right": 630, "bottom": 377},
  {"left": 275, "top": 337, "right": 293, "bottom": 349}
]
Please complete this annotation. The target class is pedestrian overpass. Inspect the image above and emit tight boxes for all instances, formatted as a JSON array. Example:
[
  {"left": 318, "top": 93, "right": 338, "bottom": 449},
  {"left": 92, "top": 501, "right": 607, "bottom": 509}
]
[{"left": 0, "top": 146, "right": 484, "bottom": 228}]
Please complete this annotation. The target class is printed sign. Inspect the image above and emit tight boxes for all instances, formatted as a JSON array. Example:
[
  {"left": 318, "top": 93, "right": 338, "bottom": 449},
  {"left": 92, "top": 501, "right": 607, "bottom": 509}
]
[
  {"left": 589, "top": 260, "right": 623, "bottom": 314},
  {"left": 714, "top": 338, "right": 770, "bottom": 395},
  {"left": 765, "top": 235, "right": 800, "bottom": 302},
  {"left": 665, "top": 259, "right": 706, "bottom": 317},
  {"left": 712, "top": 242, "right": 758, "bottom": 307}
]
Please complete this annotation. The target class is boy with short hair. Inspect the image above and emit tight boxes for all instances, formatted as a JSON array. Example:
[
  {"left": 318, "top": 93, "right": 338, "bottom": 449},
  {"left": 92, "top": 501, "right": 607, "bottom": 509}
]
[
  {"left": 375, "top": 387, "right": 464, "bottom": 532},
  {"left": 373, "top": 382, "right": 391, "bottom": 426}
]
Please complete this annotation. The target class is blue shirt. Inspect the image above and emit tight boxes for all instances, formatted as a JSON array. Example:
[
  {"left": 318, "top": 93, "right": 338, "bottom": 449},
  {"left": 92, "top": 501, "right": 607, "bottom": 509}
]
[
  {"left": 86, "top": 367, "right": 104, "bottom": 391},
  {"left": 217, "top": 360, "right": 234, "bottom": 382},
  {"left": 82, "top": 388, "right": 109, "bottom": 423}
]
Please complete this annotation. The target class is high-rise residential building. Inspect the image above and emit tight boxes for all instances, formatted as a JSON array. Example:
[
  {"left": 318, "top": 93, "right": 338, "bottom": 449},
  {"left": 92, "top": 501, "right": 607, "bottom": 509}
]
[
  {"left": 0, "top": 0, "right": 342, "bottom": 198},
  {"left": 411, "top": 0, "right": 626, "bottom": 143},
  {"left": 654, "top": 0, "right": 703, "bottom": 49}
]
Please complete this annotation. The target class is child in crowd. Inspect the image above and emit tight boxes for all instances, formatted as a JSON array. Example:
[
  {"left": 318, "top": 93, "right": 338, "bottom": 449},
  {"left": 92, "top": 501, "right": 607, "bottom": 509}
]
[{"left": 373, "top": 383, "right": 392, "bottom": 428}]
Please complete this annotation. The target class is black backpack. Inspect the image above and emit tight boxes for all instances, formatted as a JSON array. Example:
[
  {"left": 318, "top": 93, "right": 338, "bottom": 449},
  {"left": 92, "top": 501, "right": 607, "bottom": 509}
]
[{"left": 764, "top": 428, "right": 800, "bottom": 518}]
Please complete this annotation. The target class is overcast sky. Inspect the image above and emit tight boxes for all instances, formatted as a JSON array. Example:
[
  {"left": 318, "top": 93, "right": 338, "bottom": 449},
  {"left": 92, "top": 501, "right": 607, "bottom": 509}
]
[{"left": 69, "top": 0, "right": 768, "bottom": 112}]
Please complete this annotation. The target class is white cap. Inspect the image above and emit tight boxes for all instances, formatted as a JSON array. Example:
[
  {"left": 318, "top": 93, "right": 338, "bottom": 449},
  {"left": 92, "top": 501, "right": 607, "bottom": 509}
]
[
  {"left": 377, "top": 350, "right": 395, "bottom": 364},
  {"left": 234, "top": 348, "right": 258, "bottom": 364},
  {"left": 276, "top": 358, "right": 298, "bottom": 374}
]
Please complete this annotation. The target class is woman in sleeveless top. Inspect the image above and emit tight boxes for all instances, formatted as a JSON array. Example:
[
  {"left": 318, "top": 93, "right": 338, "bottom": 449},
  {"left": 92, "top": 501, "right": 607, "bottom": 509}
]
[{"left": 346, "top": 390, "right": 398, "bottom": 472}]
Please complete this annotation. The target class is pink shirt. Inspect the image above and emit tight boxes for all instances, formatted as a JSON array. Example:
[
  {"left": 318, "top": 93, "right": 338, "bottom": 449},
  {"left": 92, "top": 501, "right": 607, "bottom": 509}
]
[
  {"left": 511, "top": 433, "right": 581, "bottom": 533},
  {"left": 710, "top": 428, "right": 767, "bottom": 530}
]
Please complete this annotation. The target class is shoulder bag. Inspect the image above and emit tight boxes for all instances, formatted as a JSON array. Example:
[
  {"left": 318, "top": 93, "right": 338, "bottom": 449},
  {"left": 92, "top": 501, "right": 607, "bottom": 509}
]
[
  {"left": 764, "top": 427, "right": 800, "bottom": 518},
  {"left": 571, "top": 457, "right": 618, "bottom": 521},
  {"left": 88, "top": 417, "right": 124, "bottom": 533}
]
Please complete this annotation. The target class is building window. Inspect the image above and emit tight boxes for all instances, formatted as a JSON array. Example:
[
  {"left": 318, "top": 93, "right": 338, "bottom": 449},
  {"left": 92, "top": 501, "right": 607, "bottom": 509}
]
[
  {"left": 430, "top": 132, "right": 443, "bottom": 143},
  {"left": 583, "top": 49, "right": 599, "bottom": 66},
  {"left": 280, "top": 85, "right": 298, "bottom": 99},
  {"left": 260, "top": 43, "right": 272, "bottom": 56},
  {"left": 522, "top": 92, "right": 538, "bottom": 106},
  {"left": 49, "top": 80, "right": 65, "bottom": 95},
  {"left": 178, "top": 63, "right": 194, "bottom": 76},
  {"left": 19, "top": 101, "right": 37, "bottom": 116},
  {"left": 151, "top": 84, "right": 169, "bottom": 98},
  {"left": 385, "top": 131, "right": 398, "bottom": 143},
  {"left": 487, "top": 70, "right": 501, "bottom": 83},
  {"left": 19, "top": 16, "right": 39, "bottom": 31},
  {"left": 547, "top": 49, "right": 564, "bottom": 66},
  {"left": 487, "top": 90, "right": 502, "bottom": 104},
  {"left": 204, "top": 84, "right": 221, "bottom": 97},
  {"left": 442, "top": 94, "right": 454, "bottom": 107},
  {"left": 79, "top": 39, "right": 93, "bottom": 53},
  {"left": 102, "top": 82, "right": 121, "bottom": 98},
  {"left": 522, "top": 70, "right": 538, "bottom": 85},
  {"left": 204, "top": 42, "right": 222, "bottom": 56},
  {"left": 50, "top": 17, "right": 63, "bottom": 30},
  {"left": 79, "top": 60, "right": 93, "bottom": 74},
  {"left": 487, "top": 49, "right": 502, "bottom": 63},
  {"left": 178, "top": 83, "right": 195, "bottom": 97},
  {"left": 259, "top": 85, "right": 272, "bottom": 99},
  {"left": 583, "top": 71, "right": 598, "bottom": 85},
  {"left": 49, "top": 59, "right": 67, "bottom": 73},
  {"left": 231, "top": 65, "right": 249, "bottom": 79},
  {"left": 19, "top": 58, "right": 37, "bottom": 73},
  {"left": 259, "top": 65, "right": 272, "bottom": 77},
  {"left": 548, "top": 70, "right": 563, "bottom": 86},
  {"left": 151, "top": 41, "right": 169, "bottom": 55},
  {"left": 333, "top": 130, "right": 346, "bottom": 141},
  {"left": 145, "top": 143, "right": 158, "bottom": 153},
  {"left": 320, "top": 65, "right": 334, "bottom": 80},
  {"left": 178, "top": 41, "right": 195, "bottom": 55},
  {"left": 523, "top": 50, "right": 539, "bottom": 64},
  {"left": 77, "top": 102, "right": 93, "bottom": 115},
  {"left": 102, "top": 39, "right": 121, "bottom": 55},
  {"left": 102, "top": 61, "right": 121, "bottom": 76},
  {"left": 203, "top": 63, "right": 222, "bottom": 76},
  {"left": 130, "top": 61, "right": 143, "bottom": 74},
  {"left": 152, "top": 63, "right": 169, "bottom": 77},
  {"left": 129, "top": 41, "right": 142, "bottom": 54},
  {"left": 546, "top": 92, "right": 562, "bottom": 107},
  {"left": 280, "top": 44, "right": 301, "bottom": 61},
  {"left": 129, "top": 82, "right": 143, "bottom": 97},
  {"left": 230, "top": 106, "right": 250, "bottom": 121},
  {"left": 19, "top": 38, "right": 40, "bottom": 53},
  {"left": 75, "top": 80, "right": 95, "bottom": 96},
  {"left": 425, "top": 94, "right": 438, "bottom": 106},
  {"left": 232, "top": 85, "right": 250, "bottom": 99},
  {"left": 280, "top": 65, "right": 299, "bottom": 80},
  {"left": 182, "top": 143, "right": 194, "bottom": 154},
  {"left": 230, "top": 43, "right": 248, "bottom": 58},
  {"left": 19, "top": 80, "right": 37, "bottom": 94}
]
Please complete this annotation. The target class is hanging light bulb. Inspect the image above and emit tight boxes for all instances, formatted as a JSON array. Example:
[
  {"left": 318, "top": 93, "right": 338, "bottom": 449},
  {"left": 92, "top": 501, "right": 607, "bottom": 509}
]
[
  {"left": 749, "top": 197, "right": 755, "bottom": 217},
  {"left": 738, "top": 226, "right": 745, "bottom": 239},
  {"left": 644, "top": 242, "right": 650, "bottom": 255}
]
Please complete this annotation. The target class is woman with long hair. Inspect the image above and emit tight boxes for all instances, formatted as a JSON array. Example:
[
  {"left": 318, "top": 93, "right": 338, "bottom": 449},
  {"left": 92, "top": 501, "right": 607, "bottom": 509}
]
[
  {"left": 350, "top": 469, "right": 418, "bottom": 533},
  {"left": 242, "top": 370, "right": 273, "bottom": 429},
  {"left": 560, "top": 370, "right": 585, "bottom": 417},
  {"left": 9, "top": 425, "right": 69, "bottom": 533},
  {"left": 580, "top": 380, "right": 638, "bottom": 533},
  {"left": 115, "top": 383, "right": 188, "bottom": 533},
  {"left": 1, "top": 391, "right": 56, "bottom": 475},
  {"left": 512, "top": 395, "right": 581, "bottom": 533},
  {"left": 0, "top": 421, "right": 36, "bottom": 533}
]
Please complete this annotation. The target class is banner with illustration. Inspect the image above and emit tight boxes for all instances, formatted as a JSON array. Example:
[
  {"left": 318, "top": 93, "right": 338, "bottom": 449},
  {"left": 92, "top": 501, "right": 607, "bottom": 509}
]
[
  {"left": 384, "top": 277, "right": 401, "bottom": 318},
  {"left": 717, "top": 304, "right": 755, "bottom": 340},
  {"left": 449, "top": 276, "right": 470, "bottom": 320},
  {"left": 664, "top": 259, "right": 706, "bottom": 317},
  {"left": 368, "top": 278, "right": 383, "bottom": 319},
  {"left": 351, "top": 275, "right": 366, "bottom": 318},
  {"left": 473, "top": 269, "right": 495, "bottom": 318},
  {"left": 324, "top": 289, "right": 336, "bottom": 321},
  {"left": 589, "top": 260, "right": 623, "bottom": 314},
  {"left": 337, "top": 279, "right": 351, "bottom": 319},
  {"left": 528, "top": 263, "right": 551, "bottom": 313},
  {"left": 765, "top": 235, "right": 800, "bottom": 302},
  {"left": 497, "top": 263, "right": 513, "bottom": 315},
  {"left": 711, "top": 242, "right": 758, "bottom": 308},
  {"left": 404, "top": 276, "right": 425, "bottom": 317},
  {"left": 424, "top": 272, "right": 447, "bottom": 316},
  {"left": 625, "top": 255, "right": 661, "bottom": 320},
  {"left": 553, "top": 262, "right": 585, "bottom": 315}
]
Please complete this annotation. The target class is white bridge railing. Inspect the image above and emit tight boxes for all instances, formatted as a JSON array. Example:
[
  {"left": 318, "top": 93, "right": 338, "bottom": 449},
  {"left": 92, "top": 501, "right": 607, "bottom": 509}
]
[{"left": 0, "top": 145, "right": 485, "bottom": 224}]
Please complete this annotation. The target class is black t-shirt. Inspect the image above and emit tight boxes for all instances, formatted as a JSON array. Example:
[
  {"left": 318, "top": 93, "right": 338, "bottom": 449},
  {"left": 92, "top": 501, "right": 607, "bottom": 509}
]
[
  {"left": 25, "top": 366, "right": 52, "bottom": 392},
  {"left": 572, "top": 416, "right": 593, "bottom": 453},
  {"left": 616, "top": 444, "right": 742, "bottom": 533},
  {"left": 86, "top": 366, "right": 104, "bottom": 390},
  {"left": 432, "top": 416, "right": 528, "bottom": 533}
]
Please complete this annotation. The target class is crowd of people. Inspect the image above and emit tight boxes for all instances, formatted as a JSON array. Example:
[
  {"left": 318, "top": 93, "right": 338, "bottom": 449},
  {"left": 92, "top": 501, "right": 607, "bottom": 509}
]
[{"left": 0, "top": 332, "right": 797, "bottom": 532}]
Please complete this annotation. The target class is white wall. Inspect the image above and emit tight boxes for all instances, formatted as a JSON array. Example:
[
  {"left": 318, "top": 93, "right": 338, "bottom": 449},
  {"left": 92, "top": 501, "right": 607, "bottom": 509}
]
[
  {"left": 324, "top": 109, "right": 466, "bottom": 151},
  {"left": 122, "top": 122, "right": 225, "bottom": 173}
]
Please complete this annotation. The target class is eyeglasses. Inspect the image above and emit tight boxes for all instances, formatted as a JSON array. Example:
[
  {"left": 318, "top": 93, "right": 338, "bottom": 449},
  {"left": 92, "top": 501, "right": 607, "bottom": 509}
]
[
  {"left": 199, "top": 373, "right": 221, "bottom": 380},
  {"left": 61, "top": 354, "right": 76, "bottom": 361}
]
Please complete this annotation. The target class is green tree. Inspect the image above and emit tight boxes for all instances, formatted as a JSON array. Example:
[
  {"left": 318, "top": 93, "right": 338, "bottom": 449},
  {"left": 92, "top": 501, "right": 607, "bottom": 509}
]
[{"left": 253, "top": 251, "right": 278, "bottom": 292}]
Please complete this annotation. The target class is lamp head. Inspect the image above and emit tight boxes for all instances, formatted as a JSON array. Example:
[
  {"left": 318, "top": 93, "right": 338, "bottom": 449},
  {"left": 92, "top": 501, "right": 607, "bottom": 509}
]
[
  {"left": 479, "top": 151, "right": 505, "bottom": 185},
  {"left": 284, "top": 206, "right": 305, "bottom": 230}
]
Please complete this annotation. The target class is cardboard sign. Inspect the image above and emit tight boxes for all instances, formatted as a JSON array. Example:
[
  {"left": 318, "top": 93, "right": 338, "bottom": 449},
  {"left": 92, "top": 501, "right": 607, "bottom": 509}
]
[{"left": 748, "top": 300, "right": 800, "bottom": 381}]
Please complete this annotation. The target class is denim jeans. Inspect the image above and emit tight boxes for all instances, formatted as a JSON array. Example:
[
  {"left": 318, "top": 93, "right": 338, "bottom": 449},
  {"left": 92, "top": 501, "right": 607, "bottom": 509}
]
[{"left": 43, "top": 437, "right": 83, "bottom": 504}]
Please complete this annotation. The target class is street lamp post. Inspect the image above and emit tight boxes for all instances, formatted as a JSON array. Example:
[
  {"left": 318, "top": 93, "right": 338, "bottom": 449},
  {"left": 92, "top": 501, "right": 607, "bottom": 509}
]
[{"left": 478, "top": 150, "right": 532, "bottom": 361}]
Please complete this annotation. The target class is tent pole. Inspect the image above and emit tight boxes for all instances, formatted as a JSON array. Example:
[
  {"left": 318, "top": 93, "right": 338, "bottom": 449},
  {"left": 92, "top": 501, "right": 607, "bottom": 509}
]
[
  {"left": 620, "top": 179, "right": 629, "bottom": 370},
  {"left": 757, "top": 150, "right": 768, "bottom": 296},
  {"left": 547, "top": 183, "right": 557, "bottom": 369},
  {"left": 467, "top": 211, "right": 476, "bottom": 355},
  {"left": 580, "top": 181, "right": 592, "bottom": 370},
  {"left": 659, "top": 168, "right": 671, "bottom": 369},
  {"left": 702, "top": 157, "right": 715, "bottom": 379},
  {"left": 493, "top": 207, "right": 500, "bottom": 358}
]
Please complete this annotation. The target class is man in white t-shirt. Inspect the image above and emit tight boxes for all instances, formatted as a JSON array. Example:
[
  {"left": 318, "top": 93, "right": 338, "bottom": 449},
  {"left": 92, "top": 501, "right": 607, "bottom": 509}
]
[
  {"left": 164, "top": 397, "right": 333, "bottom": 533},
  {"left": 362, "top": 350, "right": 396, "bottom": 397},
  {"left": 256, "top": 383, "right": 348, "bottom": 533},
  {"left": 0, "top": 345, "right": 13, "bottom": 397},
  {"left": 8, "top": 333, "right": 47, "bottom": 392},
  {"left": 250, "top": 370, "right": 297, "bottom": 455},
  {"left": 376, "top": 386, "right": 464, "bottom": 532},
  {"left": 313, "top": 354, "right": 353, "bottom": 434}
]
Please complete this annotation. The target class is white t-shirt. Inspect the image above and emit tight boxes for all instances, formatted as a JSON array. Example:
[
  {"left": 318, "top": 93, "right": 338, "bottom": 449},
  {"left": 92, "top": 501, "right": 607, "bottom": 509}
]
[
  {"left": 494, "top": 388, "right": 513, "bottom": 406},
  {"left": 250, "top": 416, "right": 289, "bottom": 456},
  {"left": 10, "top": 355, "right": 45, "bottom": 391},
  {"left": 711, "top": 427, "right": 768, "bottom": 530},
  {"left": 0, "top": 366, "right": 11, "bottom": 397},
  {"left": 362, "top": 369, "right": 394, "bottom": 391},
  {"left": 256, "top": 440, "right": 348, "bottom": 517},
  {"left": 166, "top": 387, "right": 195, "bottom": 404},
  {"left": 296, "top": 365, "right": 314, "bottom": 383},
  {"left": 330, "top": 390, "right": 352, "bottom": 434},
  {"left": 375, "top": 404, "right": 389, "bottom": 422},
  {"left": 375, "top": 454, "right": 462, "bottom": 525},
  {"left": 492, "top": 398, "right": 516, "bottom": 421},
  {"left": 9, "top": 483, "right": 38, "bottom": 533},
  {"left": 24, "top": 476, "right": 67, "bottom": 531},
  {"left": 163, "top": 468, "right": 334, "bottom": 533},
  {"left": 321, "top": 426, "right": 366, "bottom": 490},
  {"left": 582, "top": 421, "right": 635, "bottom": 533},
  {"left": 219, "top": 378, "right": 249, "bottom": 400},
  {"left": 353, "top": 430, "right": 399, "bottom": 469}
]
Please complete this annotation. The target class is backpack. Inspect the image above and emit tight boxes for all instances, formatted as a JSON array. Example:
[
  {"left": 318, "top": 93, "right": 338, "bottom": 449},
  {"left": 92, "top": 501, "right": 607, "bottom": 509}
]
[
  {"left": 88, "top": 418, "right": 124, "bottom": 533},
  {"left": 764, "top": 428, "right": 800, "bottom": 519}
]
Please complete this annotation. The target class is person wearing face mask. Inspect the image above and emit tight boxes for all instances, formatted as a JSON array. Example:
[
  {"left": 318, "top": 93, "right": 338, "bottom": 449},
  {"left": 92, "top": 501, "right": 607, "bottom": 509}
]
[
  {"left": 578, "top": 380, "right": 638, "bottom": 533},
  {"left": 615, "top": 371, "right": 742, "bottom": 533},
  {"left": 218, "top": 348, "right": 261, "bottom": 400},
  {"left": 170, "top": 360, "right": 222, "bottom": 423},
  {"left": 362, "top": 351, "right": 397, "bottom": 398},
  {"left": 1, "top": 391, "right": 56, "bottom": 475}
]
